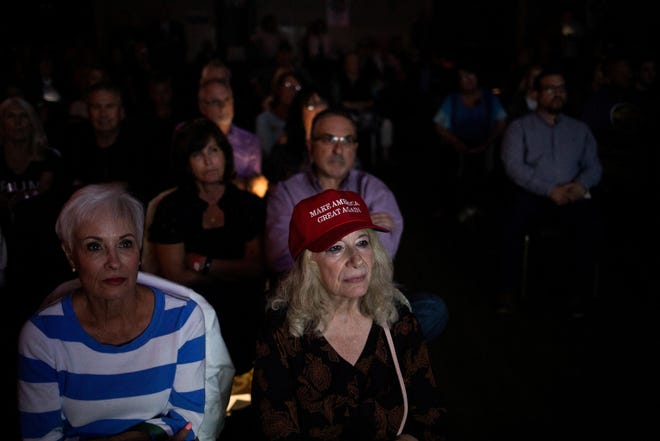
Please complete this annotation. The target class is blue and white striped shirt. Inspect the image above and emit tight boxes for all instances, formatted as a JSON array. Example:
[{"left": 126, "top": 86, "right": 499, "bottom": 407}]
[{"left": 18, "top": 287, "right": 206, "bottom": 441}]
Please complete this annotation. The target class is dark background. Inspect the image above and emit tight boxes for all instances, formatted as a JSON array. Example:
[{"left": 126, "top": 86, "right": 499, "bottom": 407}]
[{"left": 4, "top": 1, "right": 659, "bottom": 441}]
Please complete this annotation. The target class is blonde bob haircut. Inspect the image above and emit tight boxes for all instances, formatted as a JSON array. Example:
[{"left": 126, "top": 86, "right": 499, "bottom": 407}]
[{"left": 270, "top": 229, "right": 411, "bottom": 337}]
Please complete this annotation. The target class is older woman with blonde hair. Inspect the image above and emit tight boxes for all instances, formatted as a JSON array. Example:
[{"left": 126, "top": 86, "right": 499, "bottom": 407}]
[
  {"left": 252, "top": 189, "right": 446, "bottom": 440},
  {"left": 0, "top": 96, "right": 60, "bottom": 212}
]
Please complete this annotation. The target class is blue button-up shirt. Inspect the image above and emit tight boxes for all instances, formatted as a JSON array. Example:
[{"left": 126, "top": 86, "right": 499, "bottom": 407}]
[{"left": 501, "top": 112, "right": 602, "bottom": 197}]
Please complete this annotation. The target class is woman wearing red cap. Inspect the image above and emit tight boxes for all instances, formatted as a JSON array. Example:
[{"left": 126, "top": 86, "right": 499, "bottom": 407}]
[{"left": 251, "top": 189, "right": 446, "bottom": 440}]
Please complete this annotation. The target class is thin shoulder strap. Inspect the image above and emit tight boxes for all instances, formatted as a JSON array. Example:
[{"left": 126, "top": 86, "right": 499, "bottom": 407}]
[{"left": 383, "top": 326, "right": 408, "bottom": 436}]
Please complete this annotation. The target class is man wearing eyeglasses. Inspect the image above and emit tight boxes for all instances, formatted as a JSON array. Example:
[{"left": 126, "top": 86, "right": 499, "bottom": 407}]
[
  {"left": 199, "top": 79, "right": 266, "bottom": 197},
  {"left": 498, "top": 68, "right": 603, "bottom": 317},
  {"left": 265, "top": 108, "right": 448, "bottom": 342}
]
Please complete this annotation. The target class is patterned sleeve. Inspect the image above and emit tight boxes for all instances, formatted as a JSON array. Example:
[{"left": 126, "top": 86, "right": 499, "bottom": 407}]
[
  {"left": 251, "top": 311, "right": 304, "bottom": 441},
  {"left": 394, "top": 309, "right": 448, "bottom": 441}
]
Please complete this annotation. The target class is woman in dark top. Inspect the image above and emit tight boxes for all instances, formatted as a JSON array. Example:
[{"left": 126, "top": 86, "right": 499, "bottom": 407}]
[
  {"left": 148, "top": 117, "right": 267, "bottom": 375},
  {"left": 252, "top": 189, "right": 446, "bottom": 440},
  {"left": 0, "top": 96, "right": 68, "bottom": 311}
]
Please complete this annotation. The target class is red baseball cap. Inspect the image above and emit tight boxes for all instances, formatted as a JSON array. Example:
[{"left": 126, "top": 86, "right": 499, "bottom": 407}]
[{"left": 288, "top": 189, "right": 389, "bottom": 259}]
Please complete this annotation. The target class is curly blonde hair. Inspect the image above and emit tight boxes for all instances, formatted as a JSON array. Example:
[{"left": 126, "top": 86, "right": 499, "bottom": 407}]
[{"left": 270, "top": 229, "right": 410, "bottom": 337}]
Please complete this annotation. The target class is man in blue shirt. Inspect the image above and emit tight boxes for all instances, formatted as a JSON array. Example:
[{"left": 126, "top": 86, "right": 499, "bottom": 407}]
[{"left": 498, "top": 68, "right": 602, "bottom": 317}]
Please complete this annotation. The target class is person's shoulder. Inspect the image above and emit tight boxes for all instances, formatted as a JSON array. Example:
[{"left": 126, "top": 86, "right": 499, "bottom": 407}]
[
  {"left": 392, "top": 305, "right": 424, "bottom": 338},
  {"left": 508, "top": 111, "right": 538, "bottom": 126},
  {"left": 270, "top": 171, "right": 309, "bottom": 197},
  {"left": 231, "top": 124, "right": 258, "bottom": 139},
  {"left": 150, "top": 284, "right": 207, "bottom": 314},
  {"left": 350, "top": 169, "right": 394, "bottom": 193}
]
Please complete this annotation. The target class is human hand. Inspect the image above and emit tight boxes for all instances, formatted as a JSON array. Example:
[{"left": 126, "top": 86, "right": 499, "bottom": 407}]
[
  {"left": 170, "top": 422, "right": 194, "bottom": 441},
  {"left": 549, "top": 185, "right": 571, "bottom": 206},
  {"left": 371, "top": 212, "right": 395, "bottom": 230},
  {"left": 565, "top": 182, "right": 587, "bottom": 202}
]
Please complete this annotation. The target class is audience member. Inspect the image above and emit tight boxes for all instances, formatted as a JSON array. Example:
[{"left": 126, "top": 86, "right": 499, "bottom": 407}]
[
  {"left": 633, "top": 54, "right": 657, "bottom": 96},
  {"left": 17, "top": 183, "right": 208, "bottom": 441},
  {"left": 62, "top": 80, "right": 149, "bottom": 202},
  {"left": 255, "top": 69, "right": 302, "bottom": 165},
  {"left": 332, "top": 50, "right": 378, "bottom": 170},
  {"left": 498, "top": 67, "right": 603, "bottom": 316},
  {"left": 0, "top": 96, "right": 67, "bottom": 310},
  {"left": 199, "top": 57, "right": 232, "bottom": 85},
  {"left": 506, "top": 63, "right": 543, "bottom": 120},
  {"left": 249, "top": 13, "right": 287, "bottom": 65},
  {"left": 67, "top": 62, "right": 109, "bottom": 124},
  {"left": 141, "top": 71, "right": 192, "bottom": 200},
  {"left": 580, "top": 53, "right": 650, "bottom": 230},
  {"left": 198, "top": 78, "right": 266, "bottom": 197},
  {"left": 0, "top": 96, "right": 61, "bottom": 229},
  {"left": 433, "top": 60, "right": 508, "bottom": 222},
  {"left": 265, "top": 108, "right": 448, "bottom": 342},
  {"left": 252, "top": 189, "right": 447, "bottom": 440},
  {"left": 44, "top": 268, "right": 237, "bottom": 441},
  {"left": 267, "top": 84, "right": 329, "bottom": 184},
  {"left": 299, "top": 17, "right": 338, "bottom": 97},
  {"left": 147, "top": 118, "right": 267, "bottom": 376}
]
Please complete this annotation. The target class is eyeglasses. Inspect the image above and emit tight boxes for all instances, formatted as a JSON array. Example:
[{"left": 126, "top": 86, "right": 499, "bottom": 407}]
[
  {"left": 305, "top": 100, "right": 328, "bottom": 111},
  {"left": 283, "top": 81, "right": 302, "bottom": 91},
  {"left": 540, "top": 84, "right": 566, "bottom": 95},
  {"left": 312, "top": 134, "right": 357, "bottom": 146},
  {"left": 199, "top": 96, "right": 233, "bottom": 107}
]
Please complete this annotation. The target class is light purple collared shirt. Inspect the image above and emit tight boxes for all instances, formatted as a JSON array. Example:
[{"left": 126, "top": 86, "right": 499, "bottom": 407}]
[
  {"left": 265, "top": 168, "right": 404, "bottom": 274},
  {"left": 227, "top": 124, "right": 262, "bottom": 179}
]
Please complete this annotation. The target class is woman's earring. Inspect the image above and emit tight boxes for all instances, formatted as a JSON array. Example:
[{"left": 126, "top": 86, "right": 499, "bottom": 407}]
[{"left": 71, "top": 267, "right": 76, "bottom": 273}]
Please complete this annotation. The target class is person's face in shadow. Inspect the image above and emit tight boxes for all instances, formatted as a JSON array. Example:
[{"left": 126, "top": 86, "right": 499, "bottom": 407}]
[
  {"left": 188, "top": 137, "right": 226, "bottom": 185},
  {"left": 308, "top": 114, "right": 357, "bottom": 182},
  {"left": 87, "top": 90, "right": 124, "bottom": 134}
]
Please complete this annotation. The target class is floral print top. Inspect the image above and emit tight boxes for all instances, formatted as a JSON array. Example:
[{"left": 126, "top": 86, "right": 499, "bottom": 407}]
[{"left": 251, "top": 305, "right": 447, "bottom": 440}]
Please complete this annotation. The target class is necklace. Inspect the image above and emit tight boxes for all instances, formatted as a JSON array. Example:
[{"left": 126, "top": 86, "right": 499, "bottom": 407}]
[{"left": 204, "top": 204, "right": 224, "bottom": 227}]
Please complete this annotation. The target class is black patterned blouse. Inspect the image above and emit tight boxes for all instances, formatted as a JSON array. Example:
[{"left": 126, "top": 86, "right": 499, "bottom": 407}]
[{"left": 251, "top": 305, "right": 447, "bottom": 440}]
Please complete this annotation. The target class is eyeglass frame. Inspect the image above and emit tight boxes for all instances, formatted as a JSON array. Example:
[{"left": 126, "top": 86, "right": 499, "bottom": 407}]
[
  {"left": 539, "top": 84, "right": 567, "bottom": 95},
  {"left": 283, "top": 81, "right": 302, "bottom": 91},
  {"left": 198, "top": 96, "right": 233, "bottom": 107},
  {"left": 311, "top": 133, "right": 358, "bottom": 146}
]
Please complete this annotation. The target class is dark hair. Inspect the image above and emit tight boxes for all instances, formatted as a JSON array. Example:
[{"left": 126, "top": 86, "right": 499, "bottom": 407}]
[
  {"left": 309, "top": 108, "right": 358, "bottom": 138},
  {"left": 533, "top": 67, "right": 566, "bottom": 91},
  {"left": 171, "top": 118, "right": 235, "bottom": 186},
  {"left": 85, "top": 79, "right": 123, "bottom": 102}
]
